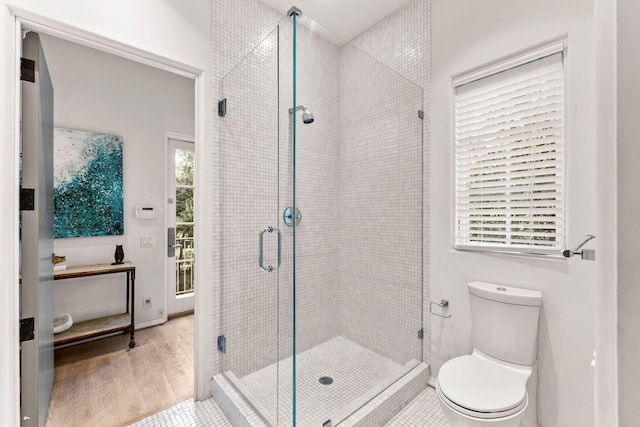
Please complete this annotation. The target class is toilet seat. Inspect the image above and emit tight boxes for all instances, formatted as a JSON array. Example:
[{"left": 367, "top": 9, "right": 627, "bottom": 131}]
[{"left": 437, "top": 355, "right": 528, "bottom": 420}]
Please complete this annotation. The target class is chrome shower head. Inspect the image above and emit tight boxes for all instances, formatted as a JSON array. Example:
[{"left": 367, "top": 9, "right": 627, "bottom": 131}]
[
  {"left": 301, "top": 107, "right": 314, "bottom": 124},
  {"left": 289, "top": 105, "right": 314, "bottom": 124}
]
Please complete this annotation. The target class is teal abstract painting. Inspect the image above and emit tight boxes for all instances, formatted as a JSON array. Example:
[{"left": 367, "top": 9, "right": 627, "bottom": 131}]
[{"left": 53, "top": 128, "right": 124, "bottom": 238}]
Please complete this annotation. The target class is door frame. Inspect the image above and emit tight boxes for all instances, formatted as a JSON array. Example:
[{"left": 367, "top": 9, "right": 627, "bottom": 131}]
[
  {"left": 2, "top": 8, "right": 213, "bottom": 424},
  {"left": 165, "top": 132, "right": 196, "bottom": 318}
]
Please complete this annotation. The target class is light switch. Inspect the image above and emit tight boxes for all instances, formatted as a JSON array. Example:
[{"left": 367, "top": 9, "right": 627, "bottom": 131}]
[{"left": 140, "top": 235, "right": 155, "bottom": 247}]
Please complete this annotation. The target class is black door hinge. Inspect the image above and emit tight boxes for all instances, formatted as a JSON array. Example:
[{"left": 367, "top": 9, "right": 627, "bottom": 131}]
[
  {"left": 20, "top": 318, "right": 35, "bottom": 342},
  {"left": 20, "top": 188, "right": 35, "bottom": 211},
  {"left": 418, "top": 110, "right": 424, "bottom": 120},
  {"left": 20, "top": 58, "right": 35, "bottom": 82},
  {"left": 418, "top": 328, "right": 424, "bottom": 339}
]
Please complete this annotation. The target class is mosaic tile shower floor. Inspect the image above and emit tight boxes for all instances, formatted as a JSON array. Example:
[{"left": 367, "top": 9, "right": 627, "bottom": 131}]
[
  {"left": 129, "top": 385, "right": 448, "bottom": 426},
  {"left": 237, "top": 336, "right": 407, "bottom": 426}
]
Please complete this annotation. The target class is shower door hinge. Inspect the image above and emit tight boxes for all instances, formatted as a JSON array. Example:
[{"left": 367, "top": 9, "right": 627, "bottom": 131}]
[
  {"left": 418, "top": 328, "right": 424, "bottom": 339},
  {"left": 217, "top": 335, "right": 226, "bottom": 353},
  {"left": 418, "top": 110, "right": 424, "bottom": 120},
  {"left": 218, "top": 98, "right": 227, "bottom": 117}
]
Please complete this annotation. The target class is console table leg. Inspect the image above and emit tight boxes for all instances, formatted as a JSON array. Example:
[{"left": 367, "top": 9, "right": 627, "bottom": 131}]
[{"left": 129, "top": 270, "right": 136, "bottom": 348}]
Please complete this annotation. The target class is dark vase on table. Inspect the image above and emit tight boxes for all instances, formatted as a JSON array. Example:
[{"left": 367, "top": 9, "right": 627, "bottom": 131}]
[{"left": 113, "top": 245, "right": 124, "bottom": 265}]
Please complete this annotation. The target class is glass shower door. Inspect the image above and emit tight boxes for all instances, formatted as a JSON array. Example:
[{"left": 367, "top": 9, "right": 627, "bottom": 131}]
[{"left": 218, "top": 25, "right": 283, "bottom": 425}]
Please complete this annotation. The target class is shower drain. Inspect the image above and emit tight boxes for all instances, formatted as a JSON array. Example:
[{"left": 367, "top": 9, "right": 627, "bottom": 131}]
[{"left": 319, "top": 376, "right": 334, "bottom": 385}]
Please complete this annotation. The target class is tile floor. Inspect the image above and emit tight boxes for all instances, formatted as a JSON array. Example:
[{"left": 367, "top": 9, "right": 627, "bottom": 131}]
[
  {"left": 129, "top": 398, "right": 232, "bottom": 427},
  {"left": 130, "top": 385, "right": 448, "bottom": 426},
  {"left": 385, "top": 388, "right": 448, "bottom": 426}
]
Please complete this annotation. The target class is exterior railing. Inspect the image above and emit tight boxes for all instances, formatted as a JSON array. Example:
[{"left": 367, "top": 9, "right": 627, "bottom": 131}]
[{"left": 175, "top": 236, "right": 194, "bottom": 295}]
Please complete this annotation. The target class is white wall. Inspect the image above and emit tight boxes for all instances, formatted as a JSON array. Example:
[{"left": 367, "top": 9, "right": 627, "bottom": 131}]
[
  {"left": 39, "top": 34, "right": 194, "bottom": 325},
  {"left": 0, "top": 0, "right": 212, "bottom": 422},
  {"left": 6, "top": 0, "right": 210, "bottom": 71},
  {"left": 594, "top": 0, "right": 618, "bottom": 424},
  {"left": 430, "top": 1, "right": 597, "bottom": 426},
  {"left": 617, "top": 0, "right": 639, "bottom": 424}
]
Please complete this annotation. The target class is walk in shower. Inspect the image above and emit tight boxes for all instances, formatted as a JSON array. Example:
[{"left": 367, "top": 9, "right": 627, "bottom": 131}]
[{"left": 216, "top": 7, "right": 423, "bottom": 426}]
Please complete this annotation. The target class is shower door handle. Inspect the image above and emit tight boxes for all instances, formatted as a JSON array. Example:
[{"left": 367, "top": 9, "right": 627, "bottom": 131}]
[{"left": 259, "top": 226, "right": 281, "bottom": 272}]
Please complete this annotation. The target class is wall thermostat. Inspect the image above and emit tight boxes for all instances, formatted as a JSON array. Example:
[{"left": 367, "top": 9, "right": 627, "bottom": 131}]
[{"left": 135, "top": 205, "right": 159, "bottom": 219}]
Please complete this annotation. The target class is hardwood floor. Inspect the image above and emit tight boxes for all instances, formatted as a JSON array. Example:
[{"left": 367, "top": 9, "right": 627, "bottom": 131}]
[{"left": 45, "top": 314, "right": 194, "bottom": 427}]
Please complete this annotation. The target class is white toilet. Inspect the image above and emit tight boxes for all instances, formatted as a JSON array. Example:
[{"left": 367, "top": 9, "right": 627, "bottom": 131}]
[{"left": 436, "top": 281, "right": 542, "bottom": 427}]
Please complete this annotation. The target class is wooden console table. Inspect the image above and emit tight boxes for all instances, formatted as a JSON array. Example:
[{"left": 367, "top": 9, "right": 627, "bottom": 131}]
[{"left": 53, "top": 261, "right": 136, "bottom": 348}]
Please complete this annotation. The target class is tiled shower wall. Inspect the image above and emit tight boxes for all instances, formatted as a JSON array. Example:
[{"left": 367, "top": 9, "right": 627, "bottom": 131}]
[
  {"left": 281, "top": 23, "right": 343, "bottom": 359},
  {"left": 211, "top": 0, "right": 431, "bottom": 378},
  {"left": 339, "top": 0, "right": 431, "bottom": 366},
  {"left": 338, "top": 45, "right": 423, "bottom": 365}
]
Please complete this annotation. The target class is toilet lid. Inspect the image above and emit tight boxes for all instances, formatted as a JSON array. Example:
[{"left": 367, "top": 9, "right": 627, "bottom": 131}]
[{"left": 438, "top": 355, "right": 527, "bottom": 414}]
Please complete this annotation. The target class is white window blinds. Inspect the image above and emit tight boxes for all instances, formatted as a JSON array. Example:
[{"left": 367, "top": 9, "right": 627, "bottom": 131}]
[{"left": 454, "top": 52, "right": 564, "bottom": 254}]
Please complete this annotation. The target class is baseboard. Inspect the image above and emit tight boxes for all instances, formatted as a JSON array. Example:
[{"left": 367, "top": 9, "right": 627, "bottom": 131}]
[
  {"left": 135, "top": 318, "right": 165, "bottom": 330},
  {"left": 168, "top": 310, "right": 194, "bottom": 321}
]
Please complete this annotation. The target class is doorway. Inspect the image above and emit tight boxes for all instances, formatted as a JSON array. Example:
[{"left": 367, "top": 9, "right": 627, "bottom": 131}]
[
  {"left": 16, "top": 25, "right": 200, "bottom": 427},
  {"left": 3, "top": 6, "right": 212, "bottom": 425},
  {"left": 167, "top": 136, "right": 196, "bottom": 316}
]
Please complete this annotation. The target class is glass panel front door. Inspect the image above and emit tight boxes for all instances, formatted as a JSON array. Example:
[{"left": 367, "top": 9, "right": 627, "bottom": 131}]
[
  {"left": 174, "top": 146, "right": 195, "bottom": 295},
  {"left": 167, "top": 138, "right": 195, "bottom": 315}
]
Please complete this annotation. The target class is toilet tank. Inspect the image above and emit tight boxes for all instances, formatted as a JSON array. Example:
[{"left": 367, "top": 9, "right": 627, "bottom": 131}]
[{"left": 468, "top": 281, "right": 543, "bottom": 366}]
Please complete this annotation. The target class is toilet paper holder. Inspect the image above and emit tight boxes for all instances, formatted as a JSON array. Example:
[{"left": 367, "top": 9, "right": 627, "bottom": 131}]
[{"left": 430, "top": 299, "right": 452, "bottom": 318}]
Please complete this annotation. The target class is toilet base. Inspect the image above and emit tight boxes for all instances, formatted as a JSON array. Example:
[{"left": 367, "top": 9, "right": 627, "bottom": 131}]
[{"left": 521, "top": 363, "right": 538, "bottom": 427}]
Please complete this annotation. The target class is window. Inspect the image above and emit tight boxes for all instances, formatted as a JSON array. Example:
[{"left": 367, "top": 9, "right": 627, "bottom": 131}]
[{"left": 454, "top": 47, "right": 564, "bottom": 255}]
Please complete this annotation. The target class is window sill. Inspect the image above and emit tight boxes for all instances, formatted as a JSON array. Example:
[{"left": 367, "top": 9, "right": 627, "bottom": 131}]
[{"left": 452, "top": 246, "right": 566, "bottom": 261}]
